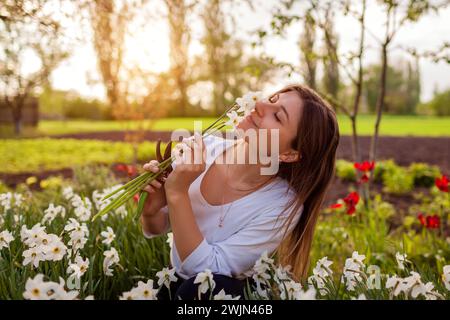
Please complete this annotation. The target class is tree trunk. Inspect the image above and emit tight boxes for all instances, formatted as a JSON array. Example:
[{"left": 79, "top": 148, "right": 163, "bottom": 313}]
[
  {"left": 11, "top": 99, "right": 24, "bottom": 136},
  {"left": 370, "top": 43, "right": 388, "bottom": 162},
  {"left": 350, "top": 0, "right": 366, "bottom": 163}
]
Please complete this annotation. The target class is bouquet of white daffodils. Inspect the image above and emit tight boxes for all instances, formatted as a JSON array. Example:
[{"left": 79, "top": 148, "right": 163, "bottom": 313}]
[{"left": 91, "top": 91, "right": 263, "bottom": 221}]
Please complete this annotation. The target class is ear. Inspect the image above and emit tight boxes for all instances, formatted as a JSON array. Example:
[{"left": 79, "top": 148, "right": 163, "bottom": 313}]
[{"left": 279, "top": 149, "right": 300, "bottom": 163}]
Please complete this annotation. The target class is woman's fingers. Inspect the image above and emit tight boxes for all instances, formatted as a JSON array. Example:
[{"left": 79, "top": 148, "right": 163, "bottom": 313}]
[
  {"left": 149, "top": 179, "right": 162, "bottom": 189},
  {"left": 143, "top": 185, "right": 155, "bottom": 193},
  {"left": 143, "top": 160, "right": 160, "bottom": 173}
]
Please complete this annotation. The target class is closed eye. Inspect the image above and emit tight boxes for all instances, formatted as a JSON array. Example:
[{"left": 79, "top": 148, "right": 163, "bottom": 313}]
[{"left": 274, "top": 113, "right": 281, "bottom": 122}]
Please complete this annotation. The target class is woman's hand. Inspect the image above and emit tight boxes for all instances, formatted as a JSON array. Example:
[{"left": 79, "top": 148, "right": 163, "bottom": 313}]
[
  {"left": 164, "top": 133, "right": 206, "bottom": 199},
  {"left": 141, "top": 160, "right": 167, "bottom": 215}
]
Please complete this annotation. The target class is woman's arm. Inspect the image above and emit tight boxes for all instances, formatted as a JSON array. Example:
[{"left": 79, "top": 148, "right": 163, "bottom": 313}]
[
  {"left": 166, "top": 192, "right": 204, "bottom": 262},
  {"left": 139, "top": 160, "right": 170, "bottom": 236},
  {"left": 140, "top": 206, "right": 169, "bottom": 236},
  {"left": 164, "top": 133, "right": 206, "bottom": 261}
]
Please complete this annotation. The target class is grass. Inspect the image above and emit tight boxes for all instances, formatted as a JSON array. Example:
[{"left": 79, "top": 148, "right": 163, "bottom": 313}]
[
  {"left": 0, "top": 138, "right": 156, "bottom": 173},
  {"left": 1, "top": 115, "right": 449, "bottom": 137}
]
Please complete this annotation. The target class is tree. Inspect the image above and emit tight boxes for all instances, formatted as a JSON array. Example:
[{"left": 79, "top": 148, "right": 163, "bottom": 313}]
[
  {"left": 369, "top": 0, "right": 440, "bottom": 162},
  {"left": 364, "top": 60, "right": 421, "bottom": 114},
  {"left": 164, "top": 0, "right": 196, "bottom": 116},
  {"left": 299, "top": 9, "right": 318, "bottom": 90},
  {"left": 200, "top": 0, "right": 228, "bottom": 114},
  {"left": 0, "top": 0, "right": 69, "bottom": 135},
  {"left": 321, "top": 3, "right": 340, "bottom": 99},
  {"left": 197, "top": 0, "right": 273, "bottom": 115},
  {"left": 420, "top": 89, "right": 450, "bottom": 116}
]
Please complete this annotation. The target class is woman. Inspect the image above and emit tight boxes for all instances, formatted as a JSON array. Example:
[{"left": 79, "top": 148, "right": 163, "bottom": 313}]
[{"left": 140, "top": 84, "right": 339, "bottom": 300}]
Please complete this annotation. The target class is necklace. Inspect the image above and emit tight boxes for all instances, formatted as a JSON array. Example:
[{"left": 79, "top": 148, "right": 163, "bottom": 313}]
[
  {"left": 218, "top": 164, "right": 233, "bottom": 228},
  {"left": 217, "top": 143, "right": 276, "bottom": 228}
]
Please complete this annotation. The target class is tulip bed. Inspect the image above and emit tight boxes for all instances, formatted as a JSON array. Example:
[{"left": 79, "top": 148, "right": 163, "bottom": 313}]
[{"left": 0, "top": 161, "right": 448, "bottom": 300}]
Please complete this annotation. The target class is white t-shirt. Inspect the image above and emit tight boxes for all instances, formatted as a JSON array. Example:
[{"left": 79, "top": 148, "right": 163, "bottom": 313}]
[{"left": 143, "top": 135, "right": 302, "bottom": 280}]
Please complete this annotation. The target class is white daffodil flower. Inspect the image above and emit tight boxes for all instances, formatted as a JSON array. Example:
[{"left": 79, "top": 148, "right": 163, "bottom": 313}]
[
  {"left": 194, "top": 269, "right": 216, "bottom": 296},
  {"left": 64, "top": 218, "right": 80, "bottom": 232},
  {"left": 273, "top": 265, "right": 292, "bottom": 284},
  {"left": 23, "top": 274, "right": 50, "bottom": 300},
  {"left": 166, "top": 232, "right": 173, "bottom": 250},
  {"left": 385, "top": 275, "right": 401, "bottom": 291},
  {"left": 42, "top": 203, "right": 66, "bottom": 224},
  {"left": 22, "top": 246, "right": 45, "bottom": 268},
  {"left": 134, "top": 280, "right": 158, "bottom": 300},
  {"left": 23, "top": 275, "right": 78, "bottom": 300},
  {"left": 295, "top": 286, "right": 317, "bottom": 300},
  {"left": 45, "top": 277, "right": 78, "bottom": 300},
  {"left": 213, "top": 289, "right": 240, "bottom": 300},
  {"left": 14, "top": 193, "right": 23, "bottom": 207},
  {"left": 395, "top": 252, "right": 408, "bottom": 270},
  {"left": 62, "top": 186, "right": 74, "bottom": 200},
  {"left": 236, "top": 91, "right": 263, "bottom": 116},
  {"left": 103, "top": 247, "right": 120, "bottom": 276},
  {"left": 43, "top": 239, "right": 67, "bottom": 261},
  {"left": 0, "top": 192, "right": 12, "bottom": 211},
  {"left": 313, "top": 256, "right": 333, "bottom": 278},
  {"left": 308, "top": 274, "right": 328, "bottom": 295},
  {"left": 279, "top": 280, "right": 302, "bottom": 300},
  {"left": 22, "top": 223, "right": 46, "bottom": 247},
  {"left": 100, "top": 226, "right": 116, "bottom": 245},
  {"left": 442, "top": 265, "right": 450, "bottom": 291},
  {"left": 156, "top": 267, "right": 177, "bottom": 289},
  {"left": 0, "top": 230, "right": 14, "bottom": 250},
  {"left": 67, "top": 255, "right": 89, "bottom": 279},
  {"left": 225, "top": 110, "right": 243, "bottom": 129},
  {"left": 352, "top": 293, "right": 367, "bottom": 300},
  {"left": 68, "top": 236, "right": 88, "bottom": 251},
  {"left": 119, "top": 291, "right": 136, "bottom": 300}
]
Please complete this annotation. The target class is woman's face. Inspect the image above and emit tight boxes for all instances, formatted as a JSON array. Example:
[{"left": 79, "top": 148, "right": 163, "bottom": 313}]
[{"left": 237, "top": 90, "right": 303, "bottom": 159}]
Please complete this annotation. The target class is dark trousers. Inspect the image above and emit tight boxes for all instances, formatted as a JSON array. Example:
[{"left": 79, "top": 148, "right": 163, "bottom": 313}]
[{"left": 157, "top": 272, "right": 253, "bottom": 300}]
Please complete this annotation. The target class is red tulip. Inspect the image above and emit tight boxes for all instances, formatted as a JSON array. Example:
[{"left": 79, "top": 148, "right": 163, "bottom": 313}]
[
  {"left": 126, "top": 165, "right": 137, "bottom": 177},
  {"left": 115, "top": 164, "right": 126, "bottom": 172},
  {"left": 435, "top": 175, "right": 449, "bottom": 193},
  {"left": 418, "top": 213, "right": 441, "bottom": 229},
  {"left": 354, "top": 161, "right": 375, "bottom": 172},
  {"left": 359, "top": 174, "right": 369, "bottom": 184},
  {"left": 417, "top": 213, "right": 426, "bottom": 226},
  {"left": 426, "top": 215, "right": 440, "bottom": 229},
  {"left": 329, "top": 203, "right": 343, "bottom": 209},
  {"left": 343, "top": 192, "right": 360, "bottom": 215}
]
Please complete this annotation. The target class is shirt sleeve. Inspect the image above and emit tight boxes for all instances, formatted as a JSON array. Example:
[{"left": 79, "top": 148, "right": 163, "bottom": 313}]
[{"left": 178, "top": 204, "right": 302, "bottom": 278}]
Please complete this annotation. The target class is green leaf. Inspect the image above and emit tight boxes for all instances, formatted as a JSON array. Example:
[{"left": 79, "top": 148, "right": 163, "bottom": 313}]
[{"left": 135, "top": 191, "right": 148, "bottom": 219}]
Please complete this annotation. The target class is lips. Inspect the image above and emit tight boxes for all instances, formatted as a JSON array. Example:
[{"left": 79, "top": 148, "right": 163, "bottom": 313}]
[{"left": 245, "top": 114, "right": 258, "bottom": 128}]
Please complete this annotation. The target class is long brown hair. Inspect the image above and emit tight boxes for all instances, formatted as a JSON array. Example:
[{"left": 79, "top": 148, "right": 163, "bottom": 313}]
[{"left": 274, "top": 84, "right": 340, "bottom": 281}]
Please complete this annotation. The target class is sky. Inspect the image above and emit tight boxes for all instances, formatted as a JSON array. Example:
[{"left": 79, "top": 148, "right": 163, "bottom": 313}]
[{"left": 49, "top": 0, "right": 450, "bottom": 103}]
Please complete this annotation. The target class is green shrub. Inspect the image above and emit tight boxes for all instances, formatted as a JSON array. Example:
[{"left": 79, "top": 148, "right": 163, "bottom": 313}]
[
  {"left": 335, "top": 159, "right": 357, "bottom": 182},
  {"left": 373, "top": 159, "right": 398, "bottom": 183},
  {"left": 408, "top": 162, "right": 441, "bottom": 188},
  {"left": 382, "top": 166, "right": 414, "bottom": 194}
]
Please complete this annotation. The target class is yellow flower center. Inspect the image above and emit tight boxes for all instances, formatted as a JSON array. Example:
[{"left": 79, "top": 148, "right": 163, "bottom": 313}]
[{"left": 32, "top": 288, "right": 40, "bottom": 296}]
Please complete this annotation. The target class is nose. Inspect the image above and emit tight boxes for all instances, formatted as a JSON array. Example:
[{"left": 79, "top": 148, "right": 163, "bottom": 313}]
[{"left": 254, "top": 100, "right": 276, "bottom": 117}]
